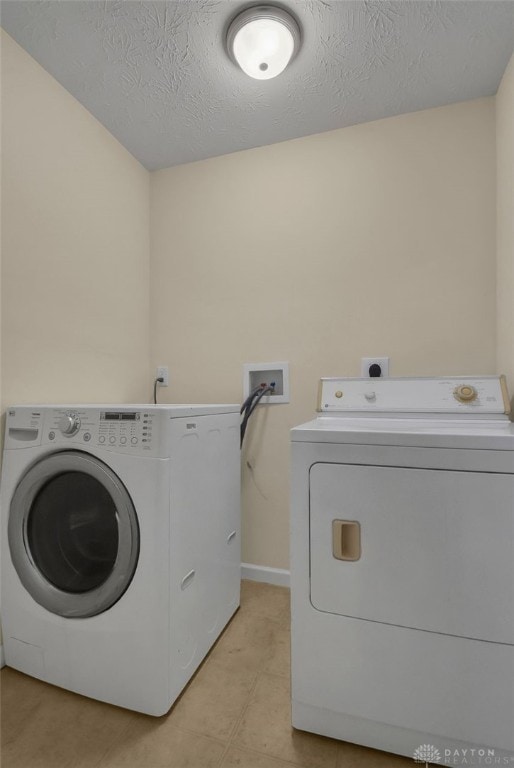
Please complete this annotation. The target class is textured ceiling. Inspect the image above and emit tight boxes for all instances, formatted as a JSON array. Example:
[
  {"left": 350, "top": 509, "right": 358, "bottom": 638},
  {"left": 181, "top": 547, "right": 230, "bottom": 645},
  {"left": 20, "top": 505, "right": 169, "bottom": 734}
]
[{"left": 2, "top": 0, "right": 513, "bottom": 171}]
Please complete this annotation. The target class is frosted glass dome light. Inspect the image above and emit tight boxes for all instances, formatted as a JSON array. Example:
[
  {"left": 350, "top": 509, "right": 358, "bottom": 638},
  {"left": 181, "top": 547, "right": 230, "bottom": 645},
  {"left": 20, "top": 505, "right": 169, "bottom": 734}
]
[{"left": 226, "top": 6, "right": 301, "bottom": 80}]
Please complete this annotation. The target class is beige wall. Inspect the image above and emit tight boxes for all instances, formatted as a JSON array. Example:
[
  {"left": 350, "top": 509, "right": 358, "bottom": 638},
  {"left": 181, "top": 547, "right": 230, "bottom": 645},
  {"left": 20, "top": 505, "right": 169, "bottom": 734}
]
[
  {"left": 0, "top": 34, "right": 2, "bottom": 656},
  {"left": 496, "top": 53, "right": 514, "bottom": 402},
  {"left": 1, "top": 31, "right": 150, "bottom": 419},
  {"left": 0, "top": 30, "right": 504, "bottom": 575},
  {"left": 0, "top": 31, "right": 150, "bottom": 661},
  {"left": 151, "top": 98, "right": 497, "bottom": 570}
]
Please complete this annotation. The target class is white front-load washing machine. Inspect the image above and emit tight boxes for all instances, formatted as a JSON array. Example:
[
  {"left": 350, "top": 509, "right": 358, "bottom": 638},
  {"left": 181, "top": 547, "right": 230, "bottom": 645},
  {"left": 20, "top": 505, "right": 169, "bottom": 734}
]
[
  {"left": 291, "top": 377, "right": 514, "bottom": 762},
  {"left": 1, "top": 403, "right": 241, "bottom": 715}
]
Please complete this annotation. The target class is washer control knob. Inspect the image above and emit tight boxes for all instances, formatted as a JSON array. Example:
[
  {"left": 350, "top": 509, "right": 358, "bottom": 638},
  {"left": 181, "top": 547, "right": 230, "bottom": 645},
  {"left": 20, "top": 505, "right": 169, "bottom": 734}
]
[
  {"left": 58, "top": 413, "right": 80, "bottom": 435},
  {"left": 364, "top": 391, "right": 376, "bottom": 402},
  {"left": 335, "top": 391, "right": 343, "bottom": 399},
  {"left": 453, "top": 384, "right": 478, "bottom": 403}
]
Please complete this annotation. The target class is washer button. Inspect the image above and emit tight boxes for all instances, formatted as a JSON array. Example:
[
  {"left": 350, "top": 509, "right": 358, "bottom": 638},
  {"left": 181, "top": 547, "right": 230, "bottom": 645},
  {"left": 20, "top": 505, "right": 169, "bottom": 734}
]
[
  {"left": 48, "top": 431, "right": 55, "bottom": 440},
  {"left": 99, "top": 435, "right": 106, "bottom": 444},
  {"left": 120, "top": 436, "right": 127, "bottom": 445},
  {"left": 83, "top": 432, "right": 91, "bottom": 442},
  {"left": 131, "top": 437, "right": 138, "bottom": 445},
  {"left": 109, "top": 436, "right": 116, "bottom": 444}
]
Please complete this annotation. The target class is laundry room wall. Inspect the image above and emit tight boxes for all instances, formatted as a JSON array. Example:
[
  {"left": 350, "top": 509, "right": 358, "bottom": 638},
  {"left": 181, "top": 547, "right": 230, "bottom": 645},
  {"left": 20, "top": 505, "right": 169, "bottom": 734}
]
[
  {"left": 1, "top": 31, "right": 151, "bottom": 429},
  {"left": 0, "top": 63, "right": 2, "bottom": 662},
  {"left": 1, "top": 31, "right": 151, "bottom": 668},
  {"left": 150, "top": 97, "right": 497, "bottom": 571},
  {"left": 496, "top": 52, "right": 514, "bottom": 403}
]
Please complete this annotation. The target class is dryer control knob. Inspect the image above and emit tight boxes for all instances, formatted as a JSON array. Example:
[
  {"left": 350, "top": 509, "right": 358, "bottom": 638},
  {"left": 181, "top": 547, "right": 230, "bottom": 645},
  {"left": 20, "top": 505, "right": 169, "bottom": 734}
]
[
  {"left": 453, "top": 385, "right": 478, "bottom": 403},
  {"left": 58, "top": 414, "right": 81, "bottom": 435}
]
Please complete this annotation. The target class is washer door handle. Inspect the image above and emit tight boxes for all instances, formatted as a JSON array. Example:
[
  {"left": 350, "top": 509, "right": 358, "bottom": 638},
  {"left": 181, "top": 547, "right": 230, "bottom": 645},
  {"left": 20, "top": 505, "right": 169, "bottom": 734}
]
[{"left": 332, "top": 520, "right": 361, "bottom": 561}]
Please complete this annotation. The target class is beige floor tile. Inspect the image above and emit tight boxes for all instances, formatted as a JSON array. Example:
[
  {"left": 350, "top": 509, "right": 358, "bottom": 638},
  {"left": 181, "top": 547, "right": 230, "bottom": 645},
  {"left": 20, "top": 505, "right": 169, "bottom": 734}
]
[
  {"left": 262, "top": 623, "right": 290, "bottom": 678},
  {"left": 240, "top": 581, "right": 291, "bottom": 627},
  {"left": 337, "top": 741, "right": 412, "bottom": 766},
  {"left": 1, "top": 668, "right": 47, "bottom": 745},
  {"left": 167, "top": 654, "right": 257, "bottom": 740},
  {"left": 1, "top": 675, "right": 139, "bottom": 768},
  {"left": 97, "top": 720, "right": 225, "bottom": 768},
  {"left": 233, "top": 673, "right": 339, "bottom": 768},
  {"left": 4, "top": 583, "right": 392, "bottom": 768},
  {"left": 210, "top": 596, "right": 291, "bottom": 680},
  {"left": 221, "top": 745, "right": 299, "bottom": 767},
  {"left": 209, "top": 609, "right": 278, "bottom": 674}
]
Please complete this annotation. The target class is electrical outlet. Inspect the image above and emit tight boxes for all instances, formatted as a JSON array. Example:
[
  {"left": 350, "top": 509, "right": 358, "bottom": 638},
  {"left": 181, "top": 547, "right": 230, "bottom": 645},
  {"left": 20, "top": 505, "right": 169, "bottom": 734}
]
[
  {"left": 156, "top": 366, "right": 169, "bottom": 386},
  {"left": 361, "top": 357, "right": 389, "bottom": 378}
]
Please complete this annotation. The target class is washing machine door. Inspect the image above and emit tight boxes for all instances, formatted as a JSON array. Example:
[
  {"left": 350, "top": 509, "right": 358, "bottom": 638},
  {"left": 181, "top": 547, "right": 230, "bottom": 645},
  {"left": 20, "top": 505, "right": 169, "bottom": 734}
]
[{"left": 8, "top": 451, "right": 139, "bottom": 618}]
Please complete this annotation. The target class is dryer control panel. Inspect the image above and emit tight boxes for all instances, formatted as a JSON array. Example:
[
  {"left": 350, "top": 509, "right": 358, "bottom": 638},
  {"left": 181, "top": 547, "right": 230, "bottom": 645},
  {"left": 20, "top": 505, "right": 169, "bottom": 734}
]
[{"left": 318, "top": 376, "right": 511, "bottom": 415}]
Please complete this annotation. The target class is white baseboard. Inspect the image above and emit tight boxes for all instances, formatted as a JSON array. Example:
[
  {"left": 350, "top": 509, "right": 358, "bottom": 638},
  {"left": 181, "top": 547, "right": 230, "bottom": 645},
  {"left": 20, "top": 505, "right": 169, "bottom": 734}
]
[
  {"left": 241, "top": 562, "right": 290, "bottom": 588},
  {"left": 0, "top": 643, "right": 5, "bottom": 669}
]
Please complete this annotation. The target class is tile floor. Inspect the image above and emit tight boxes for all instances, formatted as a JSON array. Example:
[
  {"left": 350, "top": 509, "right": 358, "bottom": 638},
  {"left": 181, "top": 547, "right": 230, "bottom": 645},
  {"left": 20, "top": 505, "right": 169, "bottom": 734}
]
[{"left": 1, "top": 581, "right": 411, "bottom": 768}]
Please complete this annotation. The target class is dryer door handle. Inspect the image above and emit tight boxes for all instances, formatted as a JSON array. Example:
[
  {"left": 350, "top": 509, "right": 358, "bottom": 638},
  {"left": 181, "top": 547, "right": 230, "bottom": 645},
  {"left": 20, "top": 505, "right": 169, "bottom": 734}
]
[{"left": 332, "top": 520, "right": 361, "bottom": 561}]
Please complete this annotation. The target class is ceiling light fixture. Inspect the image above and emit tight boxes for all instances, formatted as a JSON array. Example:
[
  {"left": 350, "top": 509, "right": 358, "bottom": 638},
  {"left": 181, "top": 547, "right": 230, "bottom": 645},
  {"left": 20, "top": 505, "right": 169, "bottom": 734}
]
[{"left": 226, "top": 5, "right": 301, "bottom": 80}]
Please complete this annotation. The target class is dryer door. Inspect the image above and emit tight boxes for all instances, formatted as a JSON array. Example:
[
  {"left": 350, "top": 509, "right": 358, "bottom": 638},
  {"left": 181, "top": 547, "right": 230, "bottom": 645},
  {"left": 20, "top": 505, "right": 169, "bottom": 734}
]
[
  {"left": 8, "top": 451, "right": 139, "bottom": 618},
  {"left": 309, "top": 462, "right": 514, "bottom": 644}
]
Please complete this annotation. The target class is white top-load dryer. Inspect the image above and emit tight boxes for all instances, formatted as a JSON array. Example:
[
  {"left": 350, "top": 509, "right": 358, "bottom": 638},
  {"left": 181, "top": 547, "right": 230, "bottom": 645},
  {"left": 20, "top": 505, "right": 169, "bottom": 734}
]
[
  {"left": 1, "top": 403, "right": 240, "bottom": 715},
  {"left": 291, "top": 377, "right": 514, "bottom": 762}
]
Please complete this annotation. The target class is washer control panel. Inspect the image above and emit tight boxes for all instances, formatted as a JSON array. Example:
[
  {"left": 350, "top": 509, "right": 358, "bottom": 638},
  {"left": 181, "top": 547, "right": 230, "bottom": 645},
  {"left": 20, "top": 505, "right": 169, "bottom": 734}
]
[
  {"left": 318, "top": 376, "right": 511, "bottom": 415},
  {"left": 43, "top": 408, "right": 159, "bottom": 454},
  {"left": 98, "top": 410, "right": 150, "bottom": 448},
  {"left": 58, "top": 412, "right": 81, "bottom": 435}
]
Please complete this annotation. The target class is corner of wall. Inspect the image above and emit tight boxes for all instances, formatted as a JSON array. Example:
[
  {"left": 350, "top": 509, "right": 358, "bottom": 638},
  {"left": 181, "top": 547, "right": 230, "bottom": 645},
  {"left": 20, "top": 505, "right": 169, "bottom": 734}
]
[{"left": 496, "top": 52, "right": 514, "bottom": 404}]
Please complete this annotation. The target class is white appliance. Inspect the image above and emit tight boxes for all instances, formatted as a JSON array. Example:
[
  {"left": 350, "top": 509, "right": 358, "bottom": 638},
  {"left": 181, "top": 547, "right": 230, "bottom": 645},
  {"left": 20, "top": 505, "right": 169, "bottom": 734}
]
[
  {"left": 1, "top": 403, "right": 241, "bottom": 715},
  {"left": 291, "top": 377, "right": 514, "bottom": 762}
]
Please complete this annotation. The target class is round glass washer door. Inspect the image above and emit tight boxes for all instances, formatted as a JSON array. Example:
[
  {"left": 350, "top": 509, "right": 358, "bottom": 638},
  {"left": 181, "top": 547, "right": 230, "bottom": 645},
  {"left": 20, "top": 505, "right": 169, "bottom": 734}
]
[{"left": 8, "top": 451, "right": 139, "bottom": 618}]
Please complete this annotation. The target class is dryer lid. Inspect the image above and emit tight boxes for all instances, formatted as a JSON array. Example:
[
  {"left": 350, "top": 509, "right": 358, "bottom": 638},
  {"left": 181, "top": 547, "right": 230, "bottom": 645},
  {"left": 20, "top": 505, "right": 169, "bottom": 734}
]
[{"left": 291, "top": 415, "right": 514, "bottom": 450}]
